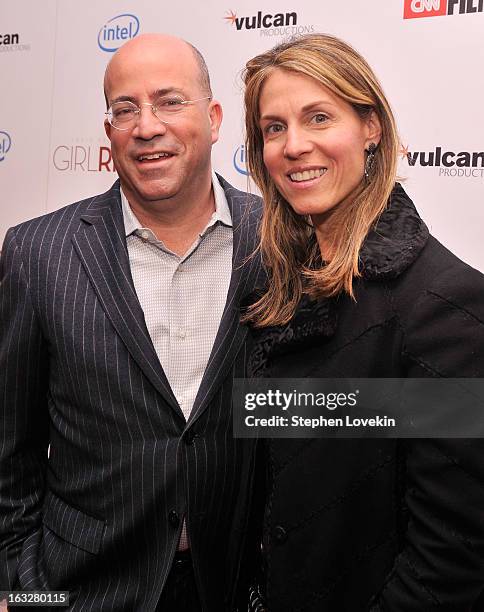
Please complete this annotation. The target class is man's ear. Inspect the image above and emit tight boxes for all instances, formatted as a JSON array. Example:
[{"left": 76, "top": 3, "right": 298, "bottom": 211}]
[
  {"left": 208, "top": 99, "right": 223, "bottom": 145},
  {"left": 365, "top": 110, "right": 382, "bottom": 148},
  {"left": 104, "top": 119, "right": 112, "bottom": 141}
]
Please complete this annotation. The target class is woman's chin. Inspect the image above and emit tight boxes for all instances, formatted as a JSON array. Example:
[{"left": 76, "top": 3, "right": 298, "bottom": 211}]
[{"left": 285, "top": 198, "right": 335, "bottom": 218}]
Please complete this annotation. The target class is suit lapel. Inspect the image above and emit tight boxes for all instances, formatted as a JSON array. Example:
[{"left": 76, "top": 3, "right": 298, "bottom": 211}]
[
  {"left": 71, "top": 181, "right": 182, "bottom": 417},
  {"left": 188, "top": 177, "right": 263, "bottom": 425}
]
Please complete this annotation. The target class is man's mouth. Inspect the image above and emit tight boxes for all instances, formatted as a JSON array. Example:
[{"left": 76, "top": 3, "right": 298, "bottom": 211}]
[
  {"left": 289, "top": 168, "right": 327, "bottom": 182},
  {"left": 137, "top": 152, "right": 173, "bottom": 162}
]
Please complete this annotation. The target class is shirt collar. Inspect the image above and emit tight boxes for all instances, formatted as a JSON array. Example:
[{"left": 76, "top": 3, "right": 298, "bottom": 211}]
[{"left": 121, "top": 171, "right": 232, "bottom": 238}]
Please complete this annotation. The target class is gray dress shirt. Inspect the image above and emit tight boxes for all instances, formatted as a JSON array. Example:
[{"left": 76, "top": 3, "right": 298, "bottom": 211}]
[{"left": 121, "top": 172, "right": 233, "bottom": 419}]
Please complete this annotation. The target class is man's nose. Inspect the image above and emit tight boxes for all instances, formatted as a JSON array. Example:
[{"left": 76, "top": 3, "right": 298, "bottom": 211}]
[
  {"left": 133, "top": 104, "right": 168, "bottom": 139},
  {"left": 283, "top": 125, "right": 313, "bottom": 159}
]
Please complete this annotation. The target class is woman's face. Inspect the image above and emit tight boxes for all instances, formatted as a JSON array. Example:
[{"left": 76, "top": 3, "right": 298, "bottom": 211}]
[{"left": 258, "top": 69, "right": 381, "bottom": 223}]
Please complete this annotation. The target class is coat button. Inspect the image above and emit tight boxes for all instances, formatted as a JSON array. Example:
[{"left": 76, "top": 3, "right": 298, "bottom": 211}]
[
  {"left": 273, "top": 525, "right": 287, "bottom": 543},
  {"left": 184, "top": 431, "right": 196, "bottom": 445},
  {"left": 168, "top": 510, "right": 180, "bottom": 527}
]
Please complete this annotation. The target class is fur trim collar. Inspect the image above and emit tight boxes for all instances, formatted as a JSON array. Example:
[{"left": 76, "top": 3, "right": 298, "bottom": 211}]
[{"left": 245, "top": 185, "right": 429, "bottom": 376}]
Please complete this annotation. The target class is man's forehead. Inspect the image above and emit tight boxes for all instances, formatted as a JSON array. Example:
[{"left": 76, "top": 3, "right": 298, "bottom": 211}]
[
  {"left": 106, "top": 36, "right": 196, "bottom": 78},
  {"left": 104, "top": 44, "right": 197, "bottom": 101}
]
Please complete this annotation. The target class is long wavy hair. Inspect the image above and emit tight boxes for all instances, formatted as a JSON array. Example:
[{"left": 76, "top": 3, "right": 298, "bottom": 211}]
[{"left": 243, "top": 34, "right": 399, "bottom": 327}]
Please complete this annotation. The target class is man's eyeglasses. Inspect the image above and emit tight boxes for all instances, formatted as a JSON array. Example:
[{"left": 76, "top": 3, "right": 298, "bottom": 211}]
[{"left": 105, "top": 95, "right": 212, "bottom": 130}]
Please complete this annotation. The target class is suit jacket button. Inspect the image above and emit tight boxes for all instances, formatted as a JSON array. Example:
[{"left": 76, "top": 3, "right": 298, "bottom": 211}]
[
  {"left": 273, "top": 525, "right": 287, "bottom": 543},
  {"left": 168, "top": 510, "right": 180, "bottom": 527},
  {"left": 185, "top": 431, "right": 196, "bottom": 445}
]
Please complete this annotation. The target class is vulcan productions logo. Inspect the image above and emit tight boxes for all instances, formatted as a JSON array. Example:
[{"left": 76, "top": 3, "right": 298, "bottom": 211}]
[
  {"left": 401, "top": 144, "right": 484, "bottom": 178},
  {"left": 404, "top": 0, "right": 483, "bottom": 19},
  {"left": 0, "top": 32, "right": 30, "bottom": 52},
  {"left": 224, "top": 9, "right": 315, "bottom": 37},
  {"left": 0, "top": 131, "right": 12, "bottom": 162},
  {"left": 53, "top": 140, "right": 116, "bottom": 173},
  {"left": 98, "top": 14, "right": 140, "bottom": 52}
]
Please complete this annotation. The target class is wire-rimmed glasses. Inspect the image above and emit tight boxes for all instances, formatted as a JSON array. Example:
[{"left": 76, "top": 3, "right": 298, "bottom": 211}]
[{"left": 105, "top": 95, "right": 212, "bottom": 130}]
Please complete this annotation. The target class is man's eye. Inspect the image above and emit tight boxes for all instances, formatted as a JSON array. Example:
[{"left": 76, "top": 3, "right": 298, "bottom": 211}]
[
  {"left": 113, "top": 107, "right": 135, "bottom": 118},
  {"left": 157, "top": 97, "right": 185, "bottom": 109}
]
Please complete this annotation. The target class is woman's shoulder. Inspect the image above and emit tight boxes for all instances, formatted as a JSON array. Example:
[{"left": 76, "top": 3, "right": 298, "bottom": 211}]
[
  {"left": 393, "top": 231, "right": 484, "bottom": 319},
  {"left": 356, "top": 184, "right": 484, "bottom": 376},
  {"left": 391, "top": 235, "right": 484, "bottom": 377},
  {"left": 362, "top": 183, "right": 484, "bottom": 315}
]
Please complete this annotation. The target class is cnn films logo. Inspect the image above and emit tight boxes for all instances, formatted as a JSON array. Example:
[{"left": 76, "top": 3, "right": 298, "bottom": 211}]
[
  {"left": 233, "top": 144, "right": 249, "bottom": 176},
  {"left": 401, "top": 144, "right": 484, "bottom": 178},
  {"left": 0, "top": 131, "right": 12, "bottom": 162},
  {"left": 53, "top": 141, "right": 116, "bottom": 173},
  {"left": 224, "top": 9, "right": 315, "bottom": 37},
  {"left": 404, "top": 0, "right": 483, "bottom": 19},
  {"left": 98, "top": 14, "right": 140, "bottom": 52},
  {"left": 0, "top": 32, "right": 30, "bottom": 53}
]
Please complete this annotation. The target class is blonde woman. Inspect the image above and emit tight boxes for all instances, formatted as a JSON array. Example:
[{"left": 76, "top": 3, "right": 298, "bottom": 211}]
[{"left": 242, "top": 34, "right": 484, "bottom": 611}]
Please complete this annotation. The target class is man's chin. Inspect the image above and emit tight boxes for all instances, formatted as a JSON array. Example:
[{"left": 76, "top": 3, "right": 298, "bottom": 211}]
[{"left": 123, "top": 180, "right": 181, "bottom": 204}]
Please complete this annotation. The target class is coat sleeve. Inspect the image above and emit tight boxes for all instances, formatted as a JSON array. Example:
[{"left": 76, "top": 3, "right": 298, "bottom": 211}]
[
  {"left": 372, "top": 264, "right": 484, "bottom": 611},
  {"left": 0, "top": 228, "right": 49, "bottom": 589}
]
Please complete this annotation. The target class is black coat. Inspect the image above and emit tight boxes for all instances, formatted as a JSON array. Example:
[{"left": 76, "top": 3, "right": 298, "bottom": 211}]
[
  {"left": 247, "top": 185, "right": 484, "bottom": 611},
  {"left": 0, "top": 177, "right": 262, "bottom": 612}
]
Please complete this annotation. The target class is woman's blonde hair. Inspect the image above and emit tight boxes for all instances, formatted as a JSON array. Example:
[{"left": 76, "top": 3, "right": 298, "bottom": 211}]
[{"left": 243, "top": 33, "right": 400, "bottom": 326}]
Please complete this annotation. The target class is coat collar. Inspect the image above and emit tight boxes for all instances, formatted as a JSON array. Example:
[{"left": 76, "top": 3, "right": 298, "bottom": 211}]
[
  {"left": 72, "top": 180, "right": 183, "bottom": 416},
  {"left": 73, "top": 177, "right": 263, "bottom": 424},
  {"left": 247, "top": 184, "right": 429, "bottom": 376},
  {"left": 358, "top": 183, "right": 429, "bottom": 280},
  {"left": 188, "top": 174, "right": 263, "bottom": 424}
]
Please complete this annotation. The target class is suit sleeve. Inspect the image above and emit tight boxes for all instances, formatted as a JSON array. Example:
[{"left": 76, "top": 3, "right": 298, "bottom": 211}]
[
  {"left": 0, "top": 228, "right": 49, "bottom": 589},
  {"left": 371, "top": 265, "right": 484, "bottom": 611}
]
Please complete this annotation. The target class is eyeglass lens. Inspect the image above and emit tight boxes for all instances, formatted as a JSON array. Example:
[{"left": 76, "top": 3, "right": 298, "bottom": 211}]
[{"left": 108, "top": 95, "right": 204, "bottom": 127}]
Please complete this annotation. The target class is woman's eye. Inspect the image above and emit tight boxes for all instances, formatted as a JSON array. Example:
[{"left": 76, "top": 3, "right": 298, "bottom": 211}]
[
  {"left": 265, "top": 123, "right": 285, "bottom": 135},
  {"left": 311, "top": 113, "right": 329, "bottom": 124}
]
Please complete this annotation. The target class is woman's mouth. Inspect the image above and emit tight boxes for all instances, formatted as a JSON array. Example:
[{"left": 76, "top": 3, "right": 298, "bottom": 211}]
[{"left": 289, "top": 168, "right": 327, "bottom": 182}]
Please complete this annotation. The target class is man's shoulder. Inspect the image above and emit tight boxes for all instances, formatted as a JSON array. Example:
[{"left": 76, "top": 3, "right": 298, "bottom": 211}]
[
  {"left": 216, "top": 173, "right": 262, "bottom": 216},
  {"left": 8, "top": 181, "right": 121, "bottom": 246}
]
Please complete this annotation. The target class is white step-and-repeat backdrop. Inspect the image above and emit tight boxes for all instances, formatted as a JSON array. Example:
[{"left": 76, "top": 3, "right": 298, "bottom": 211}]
[{"left": 1, "top": 0, "right": 483, "bottom": 270}]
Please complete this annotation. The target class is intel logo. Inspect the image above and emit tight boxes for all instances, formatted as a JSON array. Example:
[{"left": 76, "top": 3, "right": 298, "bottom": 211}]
[
  {"left": 233, "top": 144, "right": 250, "bottom": 176},
  {"left": 0, "top": 131, "right": 12, "bottom": 162},
  {"left": 98, "top": 14, "right": 140, "bottom": 52}
]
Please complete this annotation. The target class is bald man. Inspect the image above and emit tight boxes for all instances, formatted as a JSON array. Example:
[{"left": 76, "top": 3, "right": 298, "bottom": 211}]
[{"left": 0, "top": 34, "right": 262, "bottom": 611}]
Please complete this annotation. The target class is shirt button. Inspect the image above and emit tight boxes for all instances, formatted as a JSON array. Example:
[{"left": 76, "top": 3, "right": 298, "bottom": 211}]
[
  {"left": 273, "top": 525, "right": 287, "bottom": 544},
  {"left": 140, "top": 230, "right": 150, "bottom": 240},
  {"left": 177, "top": 328, "right": 187, "bottom": 339},
  {"left": 168, "top": 510, "right": 180, "bottom": 527}
]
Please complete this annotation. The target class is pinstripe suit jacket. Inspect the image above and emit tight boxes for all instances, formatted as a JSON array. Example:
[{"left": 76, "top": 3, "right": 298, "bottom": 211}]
[{"left": 0, "top": 176, "right": 263, "bottom": 611}]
